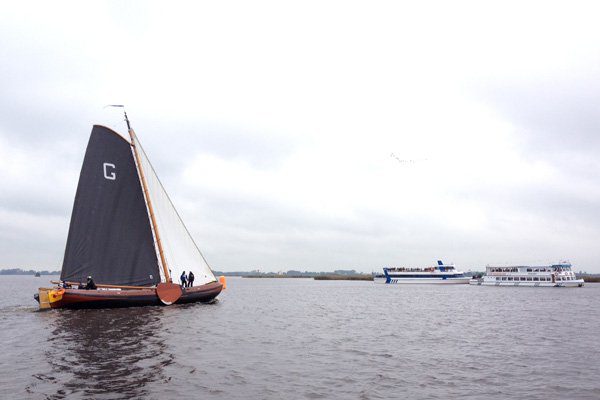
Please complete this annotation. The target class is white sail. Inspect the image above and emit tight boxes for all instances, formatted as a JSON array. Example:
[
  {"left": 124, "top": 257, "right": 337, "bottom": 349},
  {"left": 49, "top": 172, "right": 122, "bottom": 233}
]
[{"left": 133, "top": 135, "right": 216, "bottom": 286}]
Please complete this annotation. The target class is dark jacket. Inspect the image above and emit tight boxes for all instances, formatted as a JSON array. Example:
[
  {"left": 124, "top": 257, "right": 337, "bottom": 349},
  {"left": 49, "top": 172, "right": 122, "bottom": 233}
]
[{"left": 85, "top": 277, "right": 97, "bottom": 290}]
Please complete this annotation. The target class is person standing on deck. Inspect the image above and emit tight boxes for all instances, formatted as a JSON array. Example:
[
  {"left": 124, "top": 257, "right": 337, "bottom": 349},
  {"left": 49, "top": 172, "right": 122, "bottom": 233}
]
[
  {"left": 188, "top": 271, "right": 195, "bottom": 287},
  {"left": 180, "top": 271, "right": 187, "bottom": 288}
]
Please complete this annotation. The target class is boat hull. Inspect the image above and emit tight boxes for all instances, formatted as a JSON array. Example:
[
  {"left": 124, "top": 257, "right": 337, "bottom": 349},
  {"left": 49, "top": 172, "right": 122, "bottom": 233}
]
[
  {"left": 45, "top": 281, "right": 223, "bottom": 309},
  {"left": 469, "top": 279, "right": 584, "bottom": 287},
  {"left": 374, "top": 276, "right": 470, "bottom": 284}
]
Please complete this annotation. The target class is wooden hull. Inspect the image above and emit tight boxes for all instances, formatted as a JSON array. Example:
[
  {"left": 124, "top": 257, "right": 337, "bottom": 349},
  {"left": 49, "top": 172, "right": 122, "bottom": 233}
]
[{"left": 45, "top": 281, "right": 222, "bottom": 309}]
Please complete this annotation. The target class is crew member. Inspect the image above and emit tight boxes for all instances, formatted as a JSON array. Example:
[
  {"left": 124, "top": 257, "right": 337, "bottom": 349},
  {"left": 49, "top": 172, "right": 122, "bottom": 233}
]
[
  {"left": 85, "top": 276, "right": 97, "bottom": 290},
  {"left": 180, "top": 271, "right": 187, "bottom": 287},
  {"left": 188, "top": 271, "right": 195, "bottom": 287}
]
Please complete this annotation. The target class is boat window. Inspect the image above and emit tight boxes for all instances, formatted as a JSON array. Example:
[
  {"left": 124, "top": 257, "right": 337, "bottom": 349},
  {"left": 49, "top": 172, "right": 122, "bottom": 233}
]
[
  {"left": 502, "top": 277, "right": 507, "bottom": 281},
  {"left": 496, "top": 277, "right": 500, "bottom": 281},
  {"left": 527, "top": 268, "right": 532, "bottom": 272},
  {"left": 508, "top": 277, "right": 513, "bottom": 281},
  {"left": 533, "top": 277, "right": 539, "bottom": 281},
  {"left": 527, "top": 277, "right": 533, "bottom": 281},
  {"left": 520, "top": 277, "right": 526, "bottom": 281}
]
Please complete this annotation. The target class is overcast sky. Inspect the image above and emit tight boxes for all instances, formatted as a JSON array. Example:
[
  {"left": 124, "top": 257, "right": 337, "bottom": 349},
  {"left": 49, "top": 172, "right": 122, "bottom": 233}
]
[{"left": 1, "top": 1, "right": 600, "bottom": 272}]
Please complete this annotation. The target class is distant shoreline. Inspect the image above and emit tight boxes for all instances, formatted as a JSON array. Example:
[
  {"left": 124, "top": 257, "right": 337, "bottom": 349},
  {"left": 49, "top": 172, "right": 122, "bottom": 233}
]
[
  {"left": 242, "top": 275, "right": 313, "bottom": 279},
  {"left": 241, "top": 274, "right": 374, "bottom": 281},
  {"left": 2, "top": 268, "right": 599, "bottom": 282},
  {"left": 314, "top": 275, "right": 374, "bottom": 281},
  {"left": 239, "top": 274, "right": 600, "bottom": 283},
  {"left": 583, "top": 276, "right": 600, "bottom": 283},
  {"left": 0, "top": 269, "right": 60, "bottom": 276}
]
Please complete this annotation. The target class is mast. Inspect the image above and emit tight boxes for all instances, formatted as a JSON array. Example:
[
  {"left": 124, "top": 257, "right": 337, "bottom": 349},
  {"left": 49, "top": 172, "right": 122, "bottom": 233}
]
[{"left": 124, "top": 110, "right": 172, "bottom": 283}]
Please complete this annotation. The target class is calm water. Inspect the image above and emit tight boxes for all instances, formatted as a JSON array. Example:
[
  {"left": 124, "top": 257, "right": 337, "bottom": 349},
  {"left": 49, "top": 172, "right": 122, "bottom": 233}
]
[{"left": 1, "top": 276, "right": 599, "bottom": 399}]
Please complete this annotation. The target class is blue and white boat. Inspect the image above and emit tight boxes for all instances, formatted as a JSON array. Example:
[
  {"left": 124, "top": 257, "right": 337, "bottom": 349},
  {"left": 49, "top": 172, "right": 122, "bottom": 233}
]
[{"left": 374, "top": 261, "right": 470, "bottom": 284}]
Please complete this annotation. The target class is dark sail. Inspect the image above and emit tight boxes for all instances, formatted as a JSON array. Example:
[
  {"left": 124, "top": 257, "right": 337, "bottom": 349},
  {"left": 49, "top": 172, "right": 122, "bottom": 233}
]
[{"left": 61, "top": 125, "right": 160, "bottom": 286}]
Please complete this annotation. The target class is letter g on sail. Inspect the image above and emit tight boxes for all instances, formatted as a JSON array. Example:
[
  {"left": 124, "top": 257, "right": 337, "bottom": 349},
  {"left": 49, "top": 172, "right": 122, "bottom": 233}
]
[{"left": 103, "top": 162, "right": 116, "bottom": 180}]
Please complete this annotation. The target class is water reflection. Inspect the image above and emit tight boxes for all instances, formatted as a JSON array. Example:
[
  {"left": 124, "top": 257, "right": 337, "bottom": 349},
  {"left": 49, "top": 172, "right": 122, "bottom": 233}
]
[{"left": 44, "top": 307, "right": 172, "bottom": 399}]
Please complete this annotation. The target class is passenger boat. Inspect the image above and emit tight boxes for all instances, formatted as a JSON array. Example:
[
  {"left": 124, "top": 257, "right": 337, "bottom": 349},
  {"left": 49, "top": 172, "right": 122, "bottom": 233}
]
[
  {"left": 374, "top": 260, "right": 470, "bottom": 284},
  {"left": 35, "top": 108, "right": 223, "bottom": 309},
  {"left": 469, "top": 262, "right": 584, "bottom": 287}
]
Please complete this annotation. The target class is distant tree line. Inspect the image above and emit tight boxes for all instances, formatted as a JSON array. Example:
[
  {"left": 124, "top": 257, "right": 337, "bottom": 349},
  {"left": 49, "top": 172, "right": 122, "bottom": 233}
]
[
  {"left": 212, "top": 269, "right": 366, "bottom": 277},
  {"left": 0, "top": 268, "right": 60, "bottom": 275}
]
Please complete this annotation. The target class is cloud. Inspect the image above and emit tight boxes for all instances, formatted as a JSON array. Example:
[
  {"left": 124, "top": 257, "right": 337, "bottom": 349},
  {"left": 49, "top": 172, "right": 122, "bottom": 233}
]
[{"left": 1, "top": 1, "right": 600, "bottom": 272}]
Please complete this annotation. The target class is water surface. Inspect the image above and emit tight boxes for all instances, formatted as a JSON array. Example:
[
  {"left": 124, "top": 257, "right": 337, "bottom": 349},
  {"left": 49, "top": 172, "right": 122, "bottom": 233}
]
[{"left": 1, "top": 276, "right": 599, "bottom": 399}]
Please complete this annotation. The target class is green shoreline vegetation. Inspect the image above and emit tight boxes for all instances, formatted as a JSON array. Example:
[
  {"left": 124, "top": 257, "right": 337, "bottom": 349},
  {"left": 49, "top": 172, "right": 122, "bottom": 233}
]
[
  {"left": 216, "top": 269, "right": 375, "bottom": 280},
  {"left": 313, "top": 275, "right": 374, "bottom": 281},
  {"left": 0, "top": 268, "right": 60, "bottom": 275},
  {"left": 228, "top": 270, "right": 600, "bottom": 283},
  {"left": 2, "top": 268, "right": 599, "bottom": 282},
  {"left": 239, "top": 274, "right": 374, "bottom": 281}
]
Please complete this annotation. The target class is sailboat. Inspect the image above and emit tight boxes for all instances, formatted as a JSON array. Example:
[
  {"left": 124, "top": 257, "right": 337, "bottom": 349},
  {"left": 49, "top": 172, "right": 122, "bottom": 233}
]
[{"left": 35, "top": 110, "right": 223, "bottom": 309}]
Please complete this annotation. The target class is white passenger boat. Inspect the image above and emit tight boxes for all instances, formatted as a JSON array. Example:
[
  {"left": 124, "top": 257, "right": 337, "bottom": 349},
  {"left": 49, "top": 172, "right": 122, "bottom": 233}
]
[
  {"left": 469, "top": 262, "right": 584, "bottom": 287},
  {"left": 374, "top": 261, "right": 470, "bottom": 284}
]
